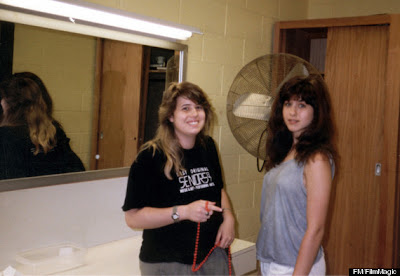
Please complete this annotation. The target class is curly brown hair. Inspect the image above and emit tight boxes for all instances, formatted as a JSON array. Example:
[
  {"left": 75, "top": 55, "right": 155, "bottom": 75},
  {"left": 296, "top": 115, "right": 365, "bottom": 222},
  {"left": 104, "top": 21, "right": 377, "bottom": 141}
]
[
  {"left": 0, "top": 72, "right": 57, "bottom": 154},
  {"left": 264, "top": 74, "right": 339, "bottom": 170}
]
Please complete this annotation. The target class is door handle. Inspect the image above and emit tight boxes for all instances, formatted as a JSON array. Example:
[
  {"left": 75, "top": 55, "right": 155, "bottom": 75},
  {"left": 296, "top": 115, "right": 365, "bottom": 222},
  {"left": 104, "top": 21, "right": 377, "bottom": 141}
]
[{"left": 375, "top": 163, "right": 381, "bottom": 176}]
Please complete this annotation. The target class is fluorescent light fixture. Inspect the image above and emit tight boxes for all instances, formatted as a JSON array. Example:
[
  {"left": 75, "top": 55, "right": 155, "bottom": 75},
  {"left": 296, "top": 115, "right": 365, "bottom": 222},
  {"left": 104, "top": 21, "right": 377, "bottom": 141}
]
[{"left": 0, "top": 0, "right": 201, "bottom": 40}]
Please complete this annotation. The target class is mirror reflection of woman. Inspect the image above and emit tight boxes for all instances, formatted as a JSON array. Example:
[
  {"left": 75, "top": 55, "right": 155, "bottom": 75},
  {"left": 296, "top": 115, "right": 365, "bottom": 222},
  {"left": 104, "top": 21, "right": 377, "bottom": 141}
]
[
  {"left": 256, "top": 75, "right": 339, "bottom": 276},
  {"left": 123, "top": 81, "right": 235, "bottom": 275},
  {"left": 0, "top": 72, "right": 85, "bottom": 180}
]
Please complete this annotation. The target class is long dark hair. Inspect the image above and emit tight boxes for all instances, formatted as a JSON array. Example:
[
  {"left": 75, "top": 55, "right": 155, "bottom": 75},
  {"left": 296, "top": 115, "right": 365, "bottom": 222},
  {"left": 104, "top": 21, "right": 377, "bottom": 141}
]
[
  {"left": 264, "top": 74, "right": 338, "bottom": 170},
  {"left": 0, "top": 72, "right": 57, "bottom": 154},
  {"left": 142, "top": 81, "right": 215, "bottom": 179}
]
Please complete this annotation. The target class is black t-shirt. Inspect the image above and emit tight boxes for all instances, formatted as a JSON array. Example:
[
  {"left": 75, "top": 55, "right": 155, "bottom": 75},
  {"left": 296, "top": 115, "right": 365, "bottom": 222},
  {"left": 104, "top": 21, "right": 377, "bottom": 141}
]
[
  {"left": 0, "top": 124, "right": 85, "bottom": 180},
  {"left": 122, "top": 136, "right": 224, "bottom": 264}
]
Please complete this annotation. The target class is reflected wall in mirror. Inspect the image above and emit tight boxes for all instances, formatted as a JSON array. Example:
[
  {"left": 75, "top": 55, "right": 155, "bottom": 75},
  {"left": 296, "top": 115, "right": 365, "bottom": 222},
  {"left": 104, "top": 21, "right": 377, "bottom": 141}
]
[
  {"left": 0, "top": 20, "right": 184, "bottom": 186},
  {"left": 12, "top": 22, "right": 96, "bottom": 170},
  {"left": 91, "top": 40, "right": 178, "bottom": 170}
]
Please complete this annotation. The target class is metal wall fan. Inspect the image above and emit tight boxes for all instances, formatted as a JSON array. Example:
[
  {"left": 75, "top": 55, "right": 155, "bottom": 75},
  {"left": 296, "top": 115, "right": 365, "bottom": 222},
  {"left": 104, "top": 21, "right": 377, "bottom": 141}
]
[{"left": 226, "top": 53, "right": 321, "bottom": 170}]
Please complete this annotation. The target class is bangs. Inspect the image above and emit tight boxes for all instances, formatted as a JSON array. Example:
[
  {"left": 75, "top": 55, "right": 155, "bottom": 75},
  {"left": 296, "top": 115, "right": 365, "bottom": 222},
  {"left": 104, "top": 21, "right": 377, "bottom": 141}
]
[
  {"left": 180, "top": 89, "right": 209, "bottom": 108},
  {"left": 281, "top": 80, "right": 316, "bottom": 107}
]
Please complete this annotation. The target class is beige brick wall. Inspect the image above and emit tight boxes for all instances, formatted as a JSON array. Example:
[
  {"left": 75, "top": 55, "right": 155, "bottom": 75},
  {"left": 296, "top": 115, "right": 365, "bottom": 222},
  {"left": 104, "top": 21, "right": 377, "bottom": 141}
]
[
  {"left": 308, "top": 0, "right": 400, "bottom": 18},
  {"left": 10, "top": 0, "right": 308, "bottom": 241},
  {"left": 13, "top": 24, "right": 96, "bottom": 169},
  {"left": 83, "top": 0, "right": 309, "bottom": 242},
  {"left": 4, "top": 0, "right": 400, "bottom": 269}
]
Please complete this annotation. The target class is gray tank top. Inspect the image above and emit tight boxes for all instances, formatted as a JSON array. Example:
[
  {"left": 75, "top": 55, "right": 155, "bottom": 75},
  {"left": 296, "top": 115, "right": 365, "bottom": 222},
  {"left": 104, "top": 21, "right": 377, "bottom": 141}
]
[{"left": 256, "top": 158, "right": 334, "bottom": 266}]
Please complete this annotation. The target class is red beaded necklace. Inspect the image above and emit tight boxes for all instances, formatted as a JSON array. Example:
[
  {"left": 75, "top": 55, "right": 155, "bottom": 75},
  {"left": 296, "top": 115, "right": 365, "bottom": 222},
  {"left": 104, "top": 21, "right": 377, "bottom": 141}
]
[{"left": 191, "top": 202, "right": 232, "bottom": 275}]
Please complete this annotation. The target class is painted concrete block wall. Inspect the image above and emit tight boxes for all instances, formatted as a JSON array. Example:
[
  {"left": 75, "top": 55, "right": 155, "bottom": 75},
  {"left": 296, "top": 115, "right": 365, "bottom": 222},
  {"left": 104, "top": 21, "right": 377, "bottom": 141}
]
[
  {"left": 308, "top": 0, "right": 400, "bottom": 18},
  {"left": 2, "top": 0, "right": 398, "bottom": 268},
  {"left": 1, "top": 0, "right": 313, "bottom": 268},
  {"left": 85, "top": 0, "right": 306, "bottom": 243}
]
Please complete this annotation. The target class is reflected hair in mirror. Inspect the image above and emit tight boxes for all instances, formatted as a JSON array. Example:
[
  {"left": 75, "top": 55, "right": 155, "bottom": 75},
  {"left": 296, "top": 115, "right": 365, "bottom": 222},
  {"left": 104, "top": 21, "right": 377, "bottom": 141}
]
[{"left": 0, "top": 72, "right": 56, "bottom": 153}]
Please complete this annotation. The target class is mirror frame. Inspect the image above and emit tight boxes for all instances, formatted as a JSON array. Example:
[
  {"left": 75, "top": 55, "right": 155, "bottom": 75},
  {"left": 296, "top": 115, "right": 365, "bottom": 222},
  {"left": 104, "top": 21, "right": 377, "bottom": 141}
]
[{"left": 0, "top": 8, "right": 189, "bottom": 192}]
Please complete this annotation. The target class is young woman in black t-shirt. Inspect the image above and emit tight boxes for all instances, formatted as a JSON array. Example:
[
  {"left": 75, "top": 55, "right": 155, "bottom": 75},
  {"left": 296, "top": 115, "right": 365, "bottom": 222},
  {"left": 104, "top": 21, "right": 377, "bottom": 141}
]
[{"left": 123, "top": 81, "right": 235, "bottom": 275}]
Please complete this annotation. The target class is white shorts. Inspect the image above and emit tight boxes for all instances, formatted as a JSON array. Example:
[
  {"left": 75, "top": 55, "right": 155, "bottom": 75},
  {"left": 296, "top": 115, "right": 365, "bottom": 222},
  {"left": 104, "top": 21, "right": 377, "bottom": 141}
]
[{"left": 260, "top": 255, "right": 326, "bottom": 276}]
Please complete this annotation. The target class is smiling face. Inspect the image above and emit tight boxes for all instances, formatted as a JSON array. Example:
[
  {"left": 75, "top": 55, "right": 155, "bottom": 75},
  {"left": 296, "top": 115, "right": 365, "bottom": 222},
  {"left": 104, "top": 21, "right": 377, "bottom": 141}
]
[
  {"left": 282, "top": 97, "right": 314, "bottom": 141},
  {"left": 169, "top": 96, "right": 206, "bottom": 149}
]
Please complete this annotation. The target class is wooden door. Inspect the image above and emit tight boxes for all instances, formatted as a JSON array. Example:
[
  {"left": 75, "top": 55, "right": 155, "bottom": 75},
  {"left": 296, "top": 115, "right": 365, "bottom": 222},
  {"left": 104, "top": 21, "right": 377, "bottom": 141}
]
[
  {"left": 91, "top": 39, "right": 143, "bottom": 170},
  {"left": 323, "top": 25, "right": 388, "bottom": 273}
]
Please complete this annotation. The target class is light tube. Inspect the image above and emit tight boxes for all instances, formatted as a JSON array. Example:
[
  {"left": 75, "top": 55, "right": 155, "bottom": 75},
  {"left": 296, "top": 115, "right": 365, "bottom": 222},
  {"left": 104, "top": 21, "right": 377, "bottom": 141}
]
[{"left": 0, "top": 0, "right": 200, "bottom": 40}]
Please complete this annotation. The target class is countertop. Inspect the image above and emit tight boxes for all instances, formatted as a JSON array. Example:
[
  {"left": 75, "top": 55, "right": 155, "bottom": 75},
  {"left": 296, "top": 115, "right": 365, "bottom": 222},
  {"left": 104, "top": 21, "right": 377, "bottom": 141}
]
[{"left": 16, "top": 235, "right": 256, "bottom": 275}]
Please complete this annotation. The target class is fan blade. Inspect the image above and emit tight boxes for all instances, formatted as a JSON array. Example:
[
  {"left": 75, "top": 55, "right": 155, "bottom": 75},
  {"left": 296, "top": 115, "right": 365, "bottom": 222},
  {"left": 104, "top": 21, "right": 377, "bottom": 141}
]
[
  {"left": 232, "top": 93, "right": 272, "bottom": 120},
  {"left": 275, "top": 63, "right": 309, "bottom": 94},
  {"left": 226, "top": 53, "right": 321, "bottom": 160}
]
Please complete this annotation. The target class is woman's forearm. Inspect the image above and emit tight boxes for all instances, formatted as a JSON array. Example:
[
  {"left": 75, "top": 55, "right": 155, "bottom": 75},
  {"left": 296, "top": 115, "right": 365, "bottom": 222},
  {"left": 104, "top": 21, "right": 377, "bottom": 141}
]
[
  {"left": 125, "top": 200, "right": 224, "bottom": 230},
  {"left": 125, "top": 206, "right": 177, "bottom": 229},
  {"left": 293, "top": 226, "right": 324, "bottom": 275},
  {"left": 221, "top": 189, "right": 235, "bottom": 221}
]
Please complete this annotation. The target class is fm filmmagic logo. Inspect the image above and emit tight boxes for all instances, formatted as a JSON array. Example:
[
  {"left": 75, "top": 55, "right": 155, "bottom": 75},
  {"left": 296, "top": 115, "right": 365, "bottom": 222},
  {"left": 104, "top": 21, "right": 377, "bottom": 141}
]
[{"left": 350, "top": 269, "right": 398, "bottom": 276}]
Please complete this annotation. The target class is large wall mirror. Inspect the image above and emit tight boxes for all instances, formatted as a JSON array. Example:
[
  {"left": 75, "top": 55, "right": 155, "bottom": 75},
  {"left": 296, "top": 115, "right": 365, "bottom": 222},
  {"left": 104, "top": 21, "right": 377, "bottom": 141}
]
[{"left": 0, "top": 8, "right": 189, "bottom": 192}]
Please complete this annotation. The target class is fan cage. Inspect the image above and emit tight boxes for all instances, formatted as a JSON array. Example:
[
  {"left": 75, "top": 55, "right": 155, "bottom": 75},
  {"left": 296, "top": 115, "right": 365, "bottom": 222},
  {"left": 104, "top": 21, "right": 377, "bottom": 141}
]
[{"left": 226, "top": 53, "right": 321, "bottom": 160}]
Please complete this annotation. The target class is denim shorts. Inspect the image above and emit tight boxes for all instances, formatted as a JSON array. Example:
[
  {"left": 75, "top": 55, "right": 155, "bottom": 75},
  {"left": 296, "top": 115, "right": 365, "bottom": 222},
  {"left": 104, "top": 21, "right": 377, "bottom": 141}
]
[{"left": 260, "top": 254, "right": 325, "bottom": 276}]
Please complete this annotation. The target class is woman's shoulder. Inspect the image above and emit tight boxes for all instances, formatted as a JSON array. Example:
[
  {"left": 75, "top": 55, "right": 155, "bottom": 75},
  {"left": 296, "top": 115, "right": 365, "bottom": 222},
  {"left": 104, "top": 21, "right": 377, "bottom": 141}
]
[
  {"left": 193, "top": 136, "right": 217, "bottom": 155},
  {"left": 205, "top": 135, "right": 215, "bottom": 143},
  {"left": 53, "top": 121, "right": 66, "bottom": 135},
  {"left": 304, "top": 151, "right": 334, "bottom": 176},
  {"left": 0, "top": 126, "right": 31, "bottom": 157},
  {"left": 0, "top": 125, "right": 29, "bottom": 141},
  {"left": 135, "top": 144, "right": 165, "bottom": 164},
  {"left": 203, "top": 135, "right": 217, "bottom": 148},
  {"left": 199, "top": 136, "right": 220, "bottom": 161},
  {"left": 304, "top": 151, "right": 332, "bottom": 168},
  {"left": 309, "top": 151, "right": 330, "bottom": 161},
  {"left": 0, "top": 124, "right": 27, "bottom": 132}
]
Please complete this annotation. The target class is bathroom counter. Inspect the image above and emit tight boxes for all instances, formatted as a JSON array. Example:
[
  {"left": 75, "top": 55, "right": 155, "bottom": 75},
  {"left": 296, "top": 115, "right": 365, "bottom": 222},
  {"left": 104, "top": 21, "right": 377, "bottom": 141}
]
[{"left": 45, "top": 235, "right": 256, "bottom": 275}]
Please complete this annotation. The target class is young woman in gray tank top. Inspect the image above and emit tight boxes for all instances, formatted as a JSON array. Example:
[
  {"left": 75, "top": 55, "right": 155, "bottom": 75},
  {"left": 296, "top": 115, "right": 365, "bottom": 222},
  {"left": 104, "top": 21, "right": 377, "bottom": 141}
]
[{"left": 256, "top": 74, "right": 339, "bottom": 276}]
